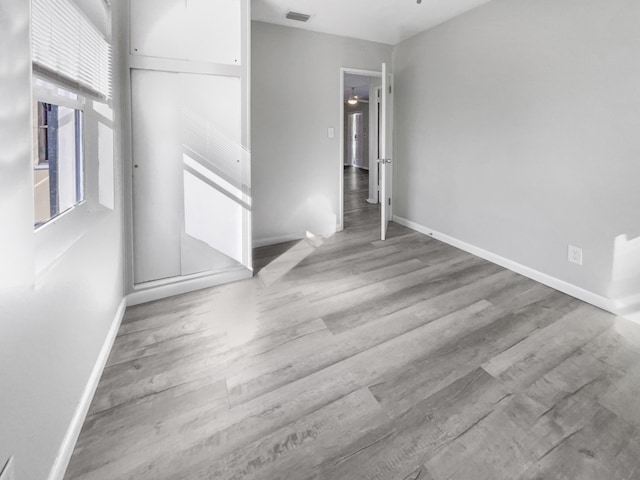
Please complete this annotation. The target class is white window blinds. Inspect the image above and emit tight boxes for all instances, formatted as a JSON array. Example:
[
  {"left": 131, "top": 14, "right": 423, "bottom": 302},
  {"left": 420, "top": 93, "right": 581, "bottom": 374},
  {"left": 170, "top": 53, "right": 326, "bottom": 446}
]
[{"left": 32, "top": 0, "right": 112, "bottom": 99}]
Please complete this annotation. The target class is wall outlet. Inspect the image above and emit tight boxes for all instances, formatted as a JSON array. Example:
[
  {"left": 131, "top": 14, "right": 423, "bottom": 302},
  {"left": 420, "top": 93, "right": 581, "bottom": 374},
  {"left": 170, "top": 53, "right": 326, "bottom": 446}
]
[
  {"left": 0, "top": 457, "right": 15, "bottom": 480},
  {"left": 568, "top": 245, "right": 583, "bottom": 265}
]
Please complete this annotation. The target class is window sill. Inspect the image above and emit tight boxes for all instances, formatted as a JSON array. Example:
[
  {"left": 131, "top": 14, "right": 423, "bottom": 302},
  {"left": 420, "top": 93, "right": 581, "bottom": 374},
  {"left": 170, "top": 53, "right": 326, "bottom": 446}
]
[{"left": 34, "top": 201, "right": 111, "bottom": 282}]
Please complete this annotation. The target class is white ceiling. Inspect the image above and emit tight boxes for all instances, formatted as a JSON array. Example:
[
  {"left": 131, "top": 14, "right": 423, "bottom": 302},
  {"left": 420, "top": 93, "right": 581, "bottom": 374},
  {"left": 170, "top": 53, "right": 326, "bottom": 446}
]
[
  {"left": 344, "top": 74, "right": 372, "bottom": 102},
  {"left": 252, "top": 0, "right": 493, "bottom": 45}
]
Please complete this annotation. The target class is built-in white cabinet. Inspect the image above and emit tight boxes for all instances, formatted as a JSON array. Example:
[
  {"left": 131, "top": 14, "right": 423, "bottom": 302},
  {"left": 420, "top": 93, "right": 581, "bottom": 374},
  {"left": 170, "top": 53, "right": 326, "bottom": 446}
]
[
  {"left": 130, "top": 0, "right": 242, "bottom": 66},
  {"left": 128, "top": 0, "right": 251, "bottom": 298}
]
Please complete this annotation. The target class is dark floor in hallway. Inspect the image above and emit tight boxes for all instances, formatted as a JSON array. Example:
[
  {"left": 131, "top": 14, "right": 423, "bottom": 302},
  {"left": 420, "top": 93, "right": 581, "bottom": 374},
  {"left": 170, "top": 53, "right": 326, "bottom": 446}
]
[{"left": 343, "top": 165, "right": 378, "bottom": 227}]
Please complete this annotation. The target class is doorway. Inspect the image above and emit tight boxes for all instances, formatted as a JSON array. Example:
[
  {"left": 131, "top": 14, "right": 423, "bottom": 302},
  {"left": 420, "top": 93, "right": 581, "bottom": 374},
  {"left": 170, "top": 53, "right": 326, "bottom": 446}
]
[{"left": 339, "top": 68, "right": 382, "bottom": 231}]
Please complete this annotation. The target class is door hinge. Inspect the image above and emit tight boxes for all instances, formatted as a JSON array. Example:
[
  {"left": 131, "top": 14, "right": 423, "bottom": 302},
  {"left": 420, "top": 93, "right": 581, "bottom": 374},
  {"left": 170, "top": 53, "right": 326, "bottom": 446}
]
[
  {"left": 388, "top": 198, "right": 391, "bottom": 206},
  {"left": 389, "top": 85, "right": 392, "bottom": 95}
]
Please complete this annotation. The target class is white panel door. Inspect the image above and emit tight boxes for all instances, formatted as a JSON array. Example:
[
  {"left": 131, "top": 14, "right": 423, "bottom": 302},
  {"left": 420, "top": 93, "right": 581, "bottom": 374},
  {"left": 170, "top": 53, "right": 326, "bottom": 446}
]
[
  {"left": 132, "top": 69, "right": 182, "bottom": 283},
  {"left": 380, "top": 62, "right": 393, "bottom": 241},
  {"left": 131, "top": 69, "right": 245, "bottom": 284}
]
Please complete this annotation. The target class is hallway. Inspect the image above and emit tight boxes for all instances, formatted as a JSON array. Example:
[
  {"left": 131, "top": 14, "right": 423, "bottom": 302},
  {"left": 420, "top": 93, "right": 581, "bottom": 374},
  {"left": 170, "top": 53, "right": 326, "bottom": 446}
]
[
  {"left": 343, "top": 165, "right": 378, "bottom": 231},
  {"left": 64, "top": 168, "right": 640, "bottom": 479}
]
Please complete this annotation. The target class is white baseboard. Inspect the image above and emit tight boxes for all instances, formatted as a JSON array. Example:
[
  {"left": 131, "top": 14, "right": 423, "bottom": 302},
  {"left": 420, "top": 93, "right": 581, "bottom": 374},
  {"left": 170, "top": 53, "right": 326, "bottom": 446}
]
[
  {"left": 127, "top": 266, "right": 252, "bottom": 306},
  {"left": 393, "top": 215, "right": 616, "bottom": 316},
  {"left": 48, "top": 297, "right": 127, "bottom": 480},
  {"left": 253, "top": 233, "right": 306, "bottom": 248}
]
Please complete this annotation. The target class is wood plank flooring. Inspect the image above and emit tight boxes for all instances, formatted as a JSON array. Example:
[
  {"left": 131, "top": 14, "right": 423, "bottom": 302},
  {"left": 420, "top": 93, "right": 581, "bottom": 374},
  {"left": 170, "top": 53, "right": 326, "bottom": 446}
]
[{"left": 65, "top": 166, "right": 640, "bottom": 479}]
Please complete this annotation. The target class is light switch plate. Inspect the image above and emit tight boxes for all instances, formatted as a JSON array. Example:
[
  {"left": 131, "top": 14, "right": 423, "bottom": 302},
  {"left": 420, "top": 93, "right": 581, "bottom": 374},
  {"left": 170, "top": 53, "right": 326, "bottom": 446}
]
[
  {"left": 0, "top": 457, "right": 15, "bottom": 480},
  {"left": 327, "top": 127, "right": 335, "bottom": 139}
]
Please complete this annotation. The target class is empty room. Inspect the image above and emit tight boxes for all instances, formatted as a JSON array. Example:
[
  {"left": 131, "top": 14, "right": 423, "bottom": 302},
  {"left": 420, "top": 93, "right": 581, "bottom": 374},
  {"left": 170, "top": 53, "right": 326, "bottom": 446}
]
[{"left": 2, "top": 0, "right": 640, "bottom": 479}]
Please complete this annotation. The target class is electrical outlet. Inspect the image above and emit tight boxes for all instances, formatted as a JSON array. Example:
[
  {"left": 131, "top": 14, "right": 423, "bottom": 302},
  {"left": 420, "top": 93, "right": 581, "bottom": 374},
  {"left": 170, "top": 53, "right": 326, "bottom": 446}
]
[
  {"left": 568, "top": 245, "right": 583, "bottom": 266},
  {"left": 0, "top": 457, "right": 15, "bottom": 480}
]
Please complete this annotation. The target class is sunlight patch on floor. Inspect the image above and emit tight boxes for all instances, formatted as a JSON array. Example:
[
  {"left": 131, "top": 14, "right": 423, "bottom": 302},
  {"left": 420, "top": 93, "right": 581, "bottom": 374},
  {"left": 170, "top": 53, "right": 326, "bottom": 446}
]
[{"left": 258, "top": 232, "right": 326, "bottom": 288}]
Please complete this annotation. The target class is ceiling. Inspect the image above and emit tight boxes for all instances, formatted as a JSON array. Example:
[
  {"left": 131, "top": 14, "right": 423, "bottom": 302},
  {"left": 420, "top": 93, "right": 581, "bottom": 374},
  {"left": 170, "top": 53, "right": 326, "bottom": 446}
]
[
  {"left": 252, "top": 0, "right": 493, "bottom": 45},
  {"left": 344, "top": 74, "right": 372, "bottom": 102}
]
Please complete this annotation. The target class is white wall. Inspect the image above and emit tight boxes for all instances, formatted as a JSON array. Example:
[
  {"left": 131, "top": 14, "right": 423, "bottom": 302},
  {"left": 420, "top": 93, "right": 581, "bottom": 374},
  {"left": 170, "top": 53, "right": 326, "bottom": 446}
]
[
  {"left": 393, "top": 0, "right": 640, "bottom": 314},
  {"left": 0, "top": 1, "right": 125, "bottom": 478},
  {"left": 252, "top": 21, "right": 392, "bottom": 245}
]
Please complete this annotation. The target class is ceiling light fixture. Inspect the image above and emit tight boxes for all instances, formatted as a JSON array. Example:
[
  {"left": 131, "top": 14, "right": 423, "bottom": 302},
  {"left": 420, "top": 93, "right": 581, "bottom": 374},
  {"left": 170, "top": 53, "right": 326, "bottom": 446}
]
[{"left": 347, "top": 87, "right": 358, "bottom": 105}]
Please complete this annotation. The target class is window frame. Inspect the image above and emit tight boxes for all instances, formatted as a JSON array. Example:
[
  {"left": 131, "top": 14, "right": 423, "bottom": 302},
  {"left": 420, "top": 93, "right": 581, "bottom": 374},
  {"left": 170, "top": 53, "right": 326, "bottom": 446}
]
[
  {"left": 31, "top": 73, "right": 115, "bottom": 279},
  {"left": 32, "top": 75, "right": 88, "bottom": 231},
  {"left": 29, "top": 1, "right": 115, "bottom": 280}
]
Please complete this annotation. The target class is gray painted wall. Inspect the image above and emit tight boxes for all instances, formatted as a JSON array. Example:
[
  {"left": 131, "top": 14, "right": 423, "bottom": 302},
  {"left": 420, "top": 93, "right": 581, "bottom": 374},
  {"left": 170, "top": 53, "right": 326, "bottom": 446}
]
[
  {"left": 393, "top": 0, "right": 640, "bottom": 310},
  {"left": 0, "top": 1, "right": 125, "bottom": 478},
  {"left": 252, "top": 21, "right": 392, "bottom": 244}
]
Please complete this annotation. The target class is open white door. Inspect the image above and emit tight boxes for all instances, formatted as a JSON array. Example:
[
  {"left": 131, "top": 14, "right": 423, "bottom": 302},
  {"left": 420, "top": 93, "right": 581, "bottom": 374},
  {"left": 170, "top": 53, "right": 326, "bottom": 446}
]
[{"left": 380, "top": 62, "right": 393, "bottom": 240}]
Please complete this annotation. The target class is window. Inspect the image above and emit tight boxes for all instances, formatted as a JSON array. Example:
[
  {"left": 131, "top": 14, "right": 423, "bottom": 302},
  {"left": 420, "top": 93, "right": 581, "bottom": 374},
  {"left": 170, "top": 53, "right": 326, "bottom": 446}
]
[
  {"left": 33, "top": 99, "right": 84, "bottom": 228},
  {"left": 30, "top": 0, "right": 114, "bottom": 275},
  {"left": 31, "top": 0, "right": 111, "bottom": 228}
]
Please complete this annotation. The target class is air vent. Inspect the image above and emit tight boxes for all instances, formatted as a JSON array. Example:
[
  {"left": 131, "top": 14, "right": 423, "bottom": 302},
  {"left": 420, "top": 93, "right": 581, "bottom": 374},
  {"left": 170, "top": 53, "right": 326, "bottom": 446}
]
[{"left": 285, "top": 11, "right": 311, "bottom": 22}]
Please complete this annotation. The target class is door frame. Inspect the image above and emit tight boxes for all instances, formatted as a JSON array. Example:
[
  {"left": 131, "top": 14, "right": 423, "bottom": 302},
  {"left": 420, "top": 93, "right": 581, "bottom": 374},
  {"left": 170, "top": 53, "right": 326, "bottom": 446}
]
[
  {"left": 368, "top": 85, "right": 382, "bottom": 205},
  {"left": 338, "top": 67, "right": 382, "bottom": 232}
]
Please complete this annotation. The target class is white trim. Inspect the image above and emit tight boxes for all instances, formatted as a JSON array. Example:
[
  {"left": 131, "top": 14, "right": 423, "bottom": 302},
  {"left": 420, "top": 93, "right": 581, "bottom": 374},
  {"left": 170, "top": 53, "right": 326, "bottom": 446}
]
[
  {"left": 393, "top": 215, "right": 617, "bottom": 316},
  {"left": 33, "top": 76, "right": 87, "bottom": 111},
  {"left": 341, "top": 67, "right": 384, "bottom": 77},
  {"left": 47, "top": 298, "right": 127, "bottom": 480},
  {"left": 128, "top": 55, "right": 242, "bottom": 78},
  {"left": 253, "top": 233, "right": 306, "bottom": 248},
  {"left": 127, "top": 266, "right": 252, "bottom": 306}
]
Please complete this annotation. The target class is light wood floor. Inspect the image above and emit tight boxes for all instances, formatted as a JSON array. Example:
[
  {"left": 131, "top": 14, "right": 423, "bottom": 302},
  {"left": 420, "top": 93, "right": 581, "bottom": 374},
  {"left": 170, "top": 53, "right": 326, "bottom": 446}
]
[{"left": 65, "top": 166, "right": 640, "bottom": 479}]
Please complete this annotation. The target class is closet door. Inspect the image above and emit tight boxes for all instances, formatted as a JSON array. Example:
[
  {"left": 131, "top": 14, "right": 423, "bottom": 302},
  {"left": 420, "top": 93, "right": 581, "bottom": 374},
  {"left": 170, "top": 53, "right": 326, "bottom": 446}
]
[
  {"left": 130, "top": 0, "right": 241, "bottom": 65},
  {"left": 129, "top": 0, "right": 250, "bottom": 287}
]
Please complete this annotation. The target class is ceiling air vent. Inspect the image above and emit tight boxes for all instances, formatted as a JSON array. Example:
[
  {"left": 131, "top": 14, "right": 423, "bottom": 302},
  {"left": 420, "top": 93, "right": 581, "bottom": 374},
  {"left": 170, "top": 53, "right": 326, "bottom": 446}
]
[{"left": 285, "top": 11, "right": 311, "bottom": 22}]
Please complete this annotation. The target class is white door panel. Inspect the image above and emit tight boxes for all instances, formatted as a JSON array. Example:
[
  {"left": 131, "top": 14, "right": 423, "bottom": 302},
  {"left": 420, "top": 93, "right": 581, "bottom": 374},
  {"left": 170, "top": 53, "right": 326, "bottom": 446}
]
[
  {"left": 131, "top": 70, "right": 182, "bottom": 283},
  {"left": 380, "top": 62, "right": 393, "bottom": 241},
  {"left": 130, "top": 0, "right": 241, "bottom": 66},
  {"left": 131, "top": 69, "right": 244, "bottom": 284}
]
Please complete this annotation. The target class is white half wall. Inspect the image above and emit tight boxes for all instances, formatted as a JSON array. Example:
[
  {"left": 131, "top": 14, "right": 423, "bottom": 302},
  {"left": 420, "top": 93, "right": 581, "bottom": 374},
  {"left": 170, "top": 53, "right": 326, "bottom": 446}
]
[
  {"left": 0, "top": 1, "right": 125, "bottom": 479},
  {"left": 392, "top": 0, "right": 640, "bottom": 314},
  {"left": 251, "top": 21, "right": 392, "bottom": 244}
]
